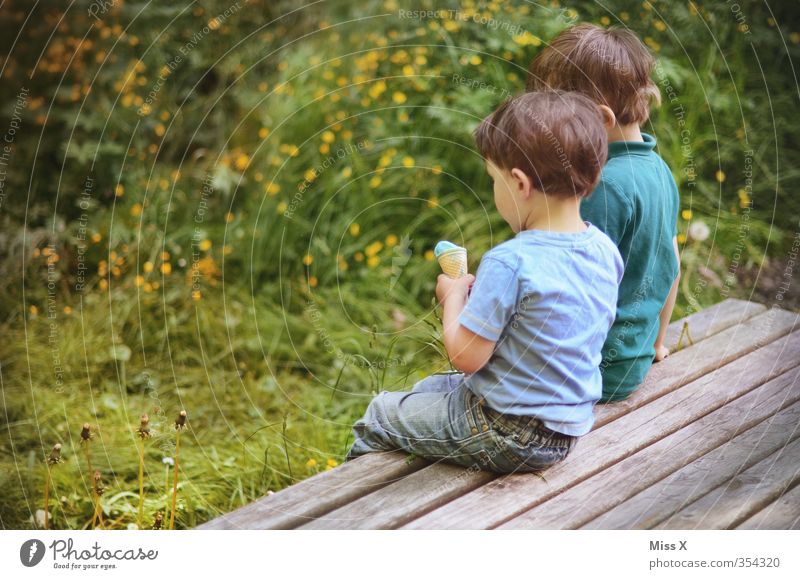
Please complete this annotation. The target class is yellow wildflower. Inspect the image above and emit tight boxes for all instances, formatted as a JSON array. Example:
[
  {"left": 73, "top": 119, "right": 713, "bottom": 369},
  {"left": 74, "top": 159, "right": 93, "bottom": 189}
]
[
  {"left": 199, "top": 239, "right": 212, "bottom": 251},
  {"left": 513, "top": 32, "right": 542, "bottom": 47},
  {"left": 366, "top": 241, "right": 383, "bottom": 257},
  {"left": 368, "top": 80, "right": 387, "bottom": 99},
  {"left": 303, "top": 254, "right": 313, "bottom": 266},
  {"left": 738, "top": 189, "right": 751, "bottom": 208},
  {"left": 235, "top": 153, "right": 249, "bottom": 171},
  {"left": 402, "top": 156, "right": 414, "bottom": 167},
  {"left": 350, "top": 223, "right": 360, "bottom": 236}
]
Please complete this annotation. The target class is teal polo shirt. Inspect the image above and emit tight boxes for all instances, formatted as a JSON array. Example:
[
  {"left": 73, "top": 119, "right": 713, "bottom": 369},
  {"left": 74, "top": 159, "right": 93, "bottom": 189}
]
[{"left": 580, "top": 133, "right": 680, "bottom": 402}]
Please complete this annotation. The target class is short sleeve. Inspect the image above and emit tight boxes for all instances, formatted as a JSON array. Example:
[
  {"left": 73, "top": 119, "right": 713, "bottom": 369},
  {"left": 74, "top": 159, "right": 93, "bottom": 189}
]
[
  {"left": 581, "top": 178, "right": 633, "bottom": 246},
  {"left": 458, "top": 257, "right": 518, "bottom": 341}
]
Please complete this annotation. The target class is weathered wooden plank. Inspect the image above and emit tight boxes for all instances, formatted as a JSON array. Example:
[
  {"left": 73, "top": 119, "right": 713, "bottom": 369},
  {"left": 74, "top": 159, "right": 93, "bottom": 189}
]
[
  {"left": 662, "top": 298, "right": 765, "bottom": 349},
  {"left": 595, "top": 305, "right": 791, "bottom": 428},
  {"left": 586, "top": 394, "right": 800, "bottom": 530},
  {"left": 401, "top": 315, "right": 800, "bottom": 530},
  {"left": 498, "top": 367, "right": 800, "bottom": 529},
  {"left": 736, "top": 483, "right": 800, "bottom": 530},
  {"left": 198, "top": 299, "right": 765, "bottom": 529},
  {"left": 297, "top": 301, "right": 772, "bottom": 530},
  {"left": 197, "top": 450, "right": 427, "bottom": 529},
  {"left": 298, "top": 462, "right": 495, "bottom": 529},
  {"left": 657, "top": 436, "right": 800, "bottom": 529}
]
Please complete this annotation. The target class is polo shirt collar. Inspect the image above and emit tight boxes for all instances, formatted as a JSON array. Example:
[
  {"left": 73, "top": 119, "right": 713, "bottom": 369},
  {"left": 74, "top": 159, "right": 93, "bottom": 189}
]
[{"left": 607, "top": 132, "right": 657, "bottom": 159}]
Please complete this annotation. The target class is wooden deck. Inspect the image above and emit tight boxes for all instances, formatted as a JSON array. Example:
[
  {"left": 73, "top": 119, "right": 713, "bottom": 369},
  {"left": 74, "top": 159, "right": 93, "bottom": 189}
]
[{"left": 199, "top": 299, "right": 800, "bottom": 530}]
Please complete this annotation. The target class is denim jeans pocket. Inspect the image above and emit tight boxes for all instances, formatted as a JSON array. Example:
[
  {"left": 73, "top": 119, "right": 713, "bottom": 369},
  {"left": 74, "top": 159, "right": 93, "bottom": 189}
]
[{"left": 477, "top": 404, "right": 576, "bottom": 473}]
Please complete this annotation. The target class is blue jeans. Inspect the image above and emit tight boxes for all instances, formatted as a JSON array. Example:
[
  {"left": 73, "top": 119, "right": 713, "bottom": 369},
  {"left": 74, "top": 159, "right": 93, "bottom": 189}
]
[{"left": 345, "top": 373, "right": 578, "bottom": 473}]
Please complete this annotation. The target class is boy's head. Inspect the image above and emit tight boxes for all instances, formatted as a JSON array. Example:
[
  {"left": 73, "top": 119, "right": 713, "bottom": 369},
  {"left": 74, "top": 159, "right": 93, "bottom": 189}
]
[
  {"left": 474, "top": 91, "right": 607, "bottom": 227},
  {"left": 527, "top": 24, "right": 660, "bottom": 127}
]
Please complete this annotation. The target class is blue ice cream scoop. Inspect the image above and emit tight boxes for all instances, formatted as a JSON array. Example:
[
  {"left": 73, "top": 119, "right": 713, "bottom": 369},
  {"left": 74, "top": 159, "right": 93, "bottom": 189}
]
[
  {"left": 433, "top": 240, "right": 468, "bottom": 278},
  {"left": 434, "top": 240, "right": 463, "bottom": 257}
]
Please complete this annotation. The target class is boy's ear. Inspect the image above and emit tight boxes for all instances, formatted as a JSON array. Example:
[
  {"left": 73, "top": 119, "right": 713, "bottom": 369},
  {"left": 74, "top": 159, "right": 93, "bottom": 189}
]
[
  {"left": 598, "top": 105, "right": 617, "bottom": 129},
  {"left": 510, "top": 168, "right": 533, "bottom": 199}
]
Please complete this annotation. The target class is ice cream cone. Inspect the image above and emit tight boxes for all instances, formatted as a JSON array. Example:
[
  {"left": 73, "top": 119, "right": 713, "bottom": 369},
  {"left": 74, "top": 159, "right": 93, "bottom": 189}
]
[{"left": 434, "top": 241, "right": 468, "bottom": 279}]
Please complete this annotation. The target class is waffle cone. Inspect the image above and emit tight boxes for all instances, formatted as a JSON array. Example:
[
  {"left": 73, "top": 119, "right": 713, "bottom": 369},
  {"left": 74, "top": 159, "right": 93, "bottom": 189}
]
[{"left": 437, "top": 248, "right": 468, "bottom": 279}]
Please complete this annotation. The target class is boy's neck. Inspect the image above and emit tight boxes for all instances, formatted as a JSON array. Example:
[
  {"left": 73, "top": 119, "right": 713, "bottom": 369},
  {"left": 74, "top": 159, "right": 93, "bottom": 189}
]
[
  {"left": 607, "top": 123, "right": 643, "bottom": 143},
  {"left": 521, "top": 196, "right": 586, "bottom": 234}
]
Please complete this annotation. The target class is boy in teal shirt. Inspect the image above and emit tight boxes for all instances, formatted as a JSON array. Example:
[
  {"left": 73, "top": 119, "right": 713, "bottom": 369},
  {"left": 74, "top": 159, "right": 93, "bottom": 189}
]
[{"left": 528, "top": 24, "right": 681, "bottom": 401}]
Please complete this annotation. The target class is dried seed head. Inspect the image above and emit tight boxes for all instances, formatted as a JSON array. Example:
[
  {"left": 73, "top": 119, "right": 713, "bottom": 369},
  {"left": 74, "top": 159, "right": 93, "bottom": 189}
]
[
  {"left": 47, "top": 443, "right": 62, "bottom": 465},
  {"left": 93, "top": 470, "right": 105, "bottom": 496},
  {"left": 152, "top": 511, "right": 163, "bottom": 530},
  {"left": 174, "top": 410, "right": 187, "bottom": 430},
  {"left": 137, "top": 414, "right": 151, "bottom": 439},
  {"left": 80, "top": 423, "right": 91, "bottom": 442}
]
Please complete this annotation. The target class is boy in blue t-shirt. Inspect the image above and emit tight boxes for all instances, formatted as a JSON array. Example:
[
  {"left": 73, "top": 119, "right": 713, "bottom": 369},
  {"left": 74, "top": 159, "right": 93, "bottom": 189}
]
[{"left": 346, "top": 92, "right": 623, "bottom": 473}]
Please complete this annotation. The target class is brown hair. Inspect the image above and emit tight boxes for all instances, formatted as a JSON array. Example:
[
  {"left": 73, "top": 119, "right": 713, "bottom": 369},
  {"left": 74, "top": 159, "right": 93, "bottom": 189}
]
[
  {"left": 474, "top": 91, "right": 608, "bottom": 198},
  {"left": 527, "top": 24, "right": 661, "bottom": 126}
]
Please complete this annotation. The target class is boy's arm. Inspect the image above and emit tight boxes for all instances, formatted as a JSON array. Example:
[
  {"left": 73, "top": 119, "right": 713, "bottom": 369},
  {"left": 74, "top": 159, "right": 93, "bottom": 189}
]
[
  {"left": 654, "top": 236, "right": 681, "bottom": 361},
  {"left": 436, "top": 274, "right": 497, "bottom": 374}
]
